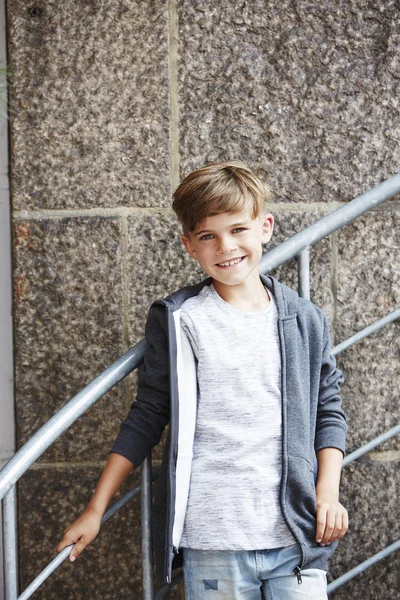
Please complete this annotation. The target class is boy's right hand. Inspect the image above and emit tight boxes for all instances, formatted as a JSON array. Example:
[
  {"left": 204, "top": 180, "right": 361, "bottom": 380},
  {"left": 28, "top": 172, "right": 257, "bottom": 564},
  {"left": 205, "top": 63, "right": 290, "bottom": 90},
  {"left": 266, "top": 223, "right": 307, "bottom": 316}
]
[
  {"left": 56, "top": 453, "right": 134, "bottom": 562},
  {"left": 56, "top": 507, "right": 102, "bottom": 562}
]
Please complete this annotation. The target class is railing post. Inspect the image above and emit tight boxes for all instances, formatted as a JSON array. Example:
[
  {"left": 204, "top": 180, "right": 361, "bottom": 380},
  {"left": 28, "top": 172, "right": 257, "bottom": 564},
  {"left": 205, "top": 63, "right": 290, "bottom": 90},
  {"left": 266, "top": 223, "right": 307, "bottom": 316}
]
[
  {"left": 3, "top": 485, "right": 18, "bottom": 599},
  {"left": 297, "top": 248, "right": 310, "bottom": 300},
  {"left": 141, "top": 455, "right": 154, "bottom": 600}
]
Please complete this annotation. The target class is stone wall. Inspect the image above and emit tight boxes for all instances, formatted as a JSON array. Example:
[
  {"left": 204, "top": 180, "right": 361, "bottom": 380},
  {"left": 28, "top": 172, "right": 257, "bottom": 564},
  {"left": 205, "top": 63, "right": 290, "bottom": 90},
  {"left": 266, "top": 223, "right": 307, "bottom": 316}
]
[{"left": 7, "top": 0, "right": 399, "bottom": 598}]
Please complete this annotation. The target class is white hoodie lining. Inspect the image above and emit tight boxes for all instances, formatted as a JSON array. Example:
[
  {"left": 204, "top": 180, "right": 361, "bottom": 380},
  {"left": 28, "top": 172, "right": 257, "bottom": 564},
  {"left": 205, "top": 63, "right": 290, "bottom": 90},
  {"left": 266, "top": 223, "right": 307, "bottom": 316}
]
[{"left": 172, "top": 309, "right": 198, "bottom": 549}]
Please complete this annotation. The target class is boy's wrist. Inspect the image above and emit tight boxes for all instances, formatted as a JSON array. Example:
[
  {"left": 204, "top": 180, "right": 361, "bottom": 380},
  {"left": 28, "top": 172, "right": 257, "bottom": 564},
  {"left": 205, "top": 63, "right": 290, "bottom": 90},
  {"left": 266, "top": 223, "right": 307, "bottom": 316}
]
[
  {"left": 315, "top": 485, "right": 339, "bottom": 503},
  {"left": 86, "top": 501, "right": 107, "bottom": 519},
  {"left": 316, "top": 447, "right": 343, "bottom": 503}
]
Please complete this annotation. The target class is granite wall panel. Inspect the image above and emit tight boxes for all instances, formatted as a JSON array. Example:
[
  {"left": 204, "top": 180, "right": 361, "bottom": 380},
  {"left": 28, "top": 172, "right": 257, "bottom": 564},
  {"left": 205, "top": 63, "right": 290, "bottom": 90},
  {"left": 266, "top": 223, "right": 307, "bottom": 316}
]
[
  {"left": 336, "top": 209, "right": 400, "bottom": 452},
  {"left": 13, "top": 217, "right": 126, "bottom": 462},
  {"left": 178, "top": 0, "right": 400, "bottom": 204},
  {"left": 7, "top": 0, "right": 171, "bottom": 210}
]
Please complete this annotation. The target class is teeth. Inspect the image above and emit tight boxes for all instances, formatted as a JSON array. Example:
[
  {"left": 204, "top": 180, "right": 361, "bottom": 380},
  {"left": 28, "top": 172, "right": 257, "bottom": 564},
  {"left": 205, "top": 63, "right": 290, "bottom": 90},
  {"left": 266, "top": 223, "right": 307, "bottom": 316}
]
[{"left": 218, "top": 257, "right": 243, "bottom": 267}]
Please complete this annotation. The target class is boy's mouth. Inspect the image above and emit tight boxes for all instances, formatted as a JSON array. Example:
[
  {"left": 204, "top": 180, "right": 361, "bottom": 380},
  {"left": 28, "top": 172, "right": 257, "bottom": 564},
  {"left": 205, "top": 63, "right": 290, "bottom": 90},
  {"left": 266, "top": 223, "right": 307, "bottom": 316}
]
[{"left": 216, "top": 256, "right": 245, "bottom": 268}]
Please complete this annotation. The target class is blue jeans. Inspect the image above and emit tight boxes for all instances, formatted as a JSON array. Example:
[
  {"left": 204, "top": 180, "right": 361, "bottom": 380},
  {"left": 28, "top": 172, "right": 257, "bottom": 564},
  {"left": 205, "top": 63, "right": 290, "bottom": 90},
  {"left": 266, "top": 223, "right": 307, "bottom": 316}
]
[{"left": 182, "top": 544, "right": 327, "bottom": 599}]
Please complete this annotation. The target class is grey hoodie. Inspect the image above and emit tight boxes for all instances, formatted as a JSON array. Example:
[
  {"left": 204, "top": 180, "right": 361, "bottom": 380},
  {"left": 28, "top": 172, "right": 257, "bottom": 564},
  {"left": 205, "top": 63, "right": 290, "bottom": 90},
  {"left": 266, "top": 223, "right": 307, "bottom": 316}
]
[{"left": 111, "top": 274, "right": 346, "bottom": 582}]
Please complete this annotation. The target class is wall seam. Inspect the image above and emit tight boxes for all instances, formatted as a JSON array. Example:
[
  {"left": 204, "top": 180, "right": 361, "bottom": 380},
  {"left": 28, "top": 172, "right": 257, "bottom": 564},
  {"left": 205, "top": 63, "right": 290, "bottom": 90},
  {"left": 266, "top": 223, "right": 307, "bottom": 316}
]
[
  {"left": 12, "top": 199, "right": 400, "bottom": 220},
  {"left": 168, "top": 0, "right": 180, "bottom": 192},
  {"left": 12, "top": 201, "right": 350, "bottom": 220},
  {"left": 368, "top": 450, "right": 400, "bottom": 462},
  {"left": 331, "top": 230, "right": 339, "bottom": 346},
  {"left": 121, "top": 212, "right": 133, "bottom": 413},
  {"left": 121, "top": 213, "right": 129, "bottom": 353},
  {"left": 12, "top": 206, "right": 170, "bottom": 219}
]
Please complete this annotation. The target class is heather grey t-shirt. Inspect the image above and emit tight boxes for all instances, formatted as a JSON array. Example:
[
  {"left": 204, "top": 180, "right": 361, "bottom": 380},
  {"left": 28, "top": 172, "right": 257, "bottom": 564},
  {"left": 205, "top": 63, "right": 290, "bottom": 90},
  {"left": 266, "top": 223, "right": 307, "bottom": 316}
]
[{"left": 179, "top": 284, "right": 294, "bottom": 550}]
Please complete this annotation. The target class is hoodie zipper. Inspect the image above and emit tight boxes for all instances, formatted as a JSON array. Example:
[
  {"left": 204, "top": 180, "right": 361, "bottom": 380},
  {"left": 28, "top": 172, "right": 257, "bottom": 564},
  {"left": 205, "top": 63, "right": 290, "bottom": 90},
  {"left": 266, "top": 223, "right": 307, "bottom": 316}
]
[
  {"left": 277, "top": 317, "right": 305, "bottom": 578},
  {"left": 293, "top": 566, "right": 302, "bottom": 584}
]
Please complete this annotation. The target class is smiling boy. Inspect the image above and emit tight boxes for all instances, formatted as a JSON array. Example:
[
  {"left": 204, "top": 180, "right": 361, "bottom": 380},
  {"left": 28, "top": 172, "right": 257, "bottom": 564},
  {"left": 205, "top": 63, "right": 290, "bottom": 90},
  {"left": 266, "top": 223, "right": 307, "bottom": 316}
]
[
  {"left": 57, "top": 161, "right": 347, "bottom": 599},
  {"left": 181, "top": 208, "right": 273, "bottom": 312}
]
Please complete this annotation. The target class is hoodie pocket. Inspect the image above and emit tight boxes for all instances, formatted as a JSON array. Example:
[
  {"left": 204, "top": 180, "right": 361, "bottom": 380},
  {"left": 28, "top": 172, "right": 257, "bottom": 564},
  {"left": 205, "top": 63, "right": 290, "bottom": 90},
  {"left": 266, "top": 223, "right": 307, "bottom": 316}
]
[{"left": 287, "top": 454, "right": 317, "bottom": 520}]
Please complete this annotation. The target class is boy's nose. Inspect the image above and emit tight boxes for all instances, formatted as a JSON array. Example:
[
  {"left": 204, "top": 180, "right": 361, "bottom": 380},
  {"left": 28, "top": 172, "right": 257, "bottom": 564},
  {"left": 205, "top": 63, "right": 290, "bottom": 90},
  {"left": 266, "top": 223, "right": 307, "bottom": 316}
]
[{"left": 216, "top": 237, "right": 237, "bottom": 254}]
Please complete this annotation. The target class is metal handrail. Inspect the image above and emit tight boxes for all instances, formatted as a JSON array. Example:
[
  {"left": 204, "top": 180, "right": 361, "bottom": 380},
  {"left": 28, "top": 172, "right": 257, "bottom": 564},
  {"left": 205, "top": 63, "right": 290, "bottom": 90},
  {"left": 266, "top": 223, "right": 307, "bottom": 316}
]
[
  {"left": 259, "top": 171, "right": 400, "bottom": 273},
  {"left": 2, "top": 172, "right": 400, "bottom": 501},
  {"left": 1, "top": 309, "right": 398, "bottom": 502},
  {"left": 3, "top": 486, "right": 18, "bottom": 598},
  {"left": 13, "top": 422, "right": 400, "bottom": 599},
  {"left": 0, "top": 340, "right": 148, "bottom": 501},
  {"left": 1, "top": 172, "right": 400, "bottom": 598}
]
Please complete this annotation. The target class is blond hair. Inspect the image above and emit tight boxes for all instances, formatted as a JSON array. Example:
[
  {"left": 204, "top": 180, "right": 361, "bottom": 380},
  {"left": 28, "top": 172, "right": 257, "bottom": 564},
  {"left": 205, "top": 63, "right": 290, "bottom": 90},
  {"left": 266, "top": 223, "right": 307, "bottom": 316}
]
[{"left": 172, "top": 160, "right": 272, "bottom": 235}]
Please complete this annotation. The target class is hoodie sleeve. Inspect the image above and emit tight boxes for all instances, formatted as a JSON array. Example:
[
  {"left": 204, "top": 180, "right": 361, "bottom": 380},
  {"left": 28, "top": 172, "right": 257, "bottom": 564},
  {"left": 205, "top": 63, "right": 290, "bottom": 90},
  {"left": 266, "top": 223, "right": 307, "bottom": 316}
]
[
  {"left": 111, "top": 303, "right": 171, "bottom": 467},
  {"left": 314, "top": 312, "right": 347, "bottom": 455}
]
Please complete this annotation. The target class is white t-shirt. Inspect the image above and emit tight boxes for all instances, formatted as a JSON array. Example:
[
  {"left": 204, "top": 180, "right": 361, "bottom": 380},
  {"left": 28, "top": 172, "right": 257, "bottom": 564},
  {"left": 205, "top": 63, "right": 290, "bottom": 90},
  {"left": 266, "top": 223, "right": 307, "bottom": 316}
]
[{"left": 179, "top": 284, "right": 294, "bottom": 550}]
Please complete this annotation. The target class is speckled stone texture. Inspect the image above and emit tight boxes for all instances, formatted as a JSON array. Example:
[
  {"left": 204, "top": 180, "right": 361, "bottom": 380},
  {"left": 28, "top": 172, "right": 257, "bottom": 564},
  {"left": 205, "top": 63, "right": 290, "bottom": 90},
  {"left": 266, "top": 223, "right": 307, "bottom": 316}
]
[
  {"left": 336, "top": 209, "right": 400, "bottom": 452},
  {"left": 178, "top": 0, "right": 400, "bottom": 203},
  {"left": 7, "top": 0, "right": 171, "bottom": 210},
  {"left": 329, "top": 207, "right": 400, "bottom": 597},
  {"left": 13, "top": 217, "right": 127, "bottom": 462},
  {"left": 329, "top": 459, "right": 400, "bottom": 599}
]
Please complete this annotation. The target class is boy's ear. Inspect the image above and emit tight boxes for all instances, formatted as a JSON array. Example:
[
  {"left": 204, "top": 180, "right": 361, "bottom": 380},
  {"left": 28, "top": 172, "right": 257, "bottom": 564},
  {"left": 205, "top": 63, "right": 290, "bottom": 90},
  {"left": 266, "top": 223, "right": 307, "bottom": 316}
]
[
  {"left": 181, "top": 233, "right": 197, "bottom": 259},
  {"left": 260, "top": 212, "right": 274, "bottom": 244}
]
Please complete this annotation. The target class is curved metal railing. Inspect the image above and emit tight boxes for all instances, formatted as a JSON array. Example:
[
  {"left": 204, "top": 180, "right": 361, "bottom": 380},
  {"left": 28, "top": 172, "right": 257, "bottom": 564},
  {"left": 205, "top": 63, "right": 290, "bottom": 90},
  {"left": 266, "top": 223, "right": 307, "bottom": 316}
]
[{"left": 1, "top": 172, "right": 400, "bottom": 599}]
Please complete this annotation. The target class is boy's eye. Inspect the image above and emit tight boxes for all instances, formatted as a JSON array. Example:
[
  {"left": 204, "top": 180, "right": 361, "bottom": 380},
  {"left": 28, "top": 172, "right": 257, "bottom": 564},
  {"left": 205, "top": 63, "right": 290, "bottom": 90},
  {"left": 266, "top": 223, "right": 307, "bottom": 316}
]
[{"left": 199, "top": 228, "right": 246, "bottom": 240}]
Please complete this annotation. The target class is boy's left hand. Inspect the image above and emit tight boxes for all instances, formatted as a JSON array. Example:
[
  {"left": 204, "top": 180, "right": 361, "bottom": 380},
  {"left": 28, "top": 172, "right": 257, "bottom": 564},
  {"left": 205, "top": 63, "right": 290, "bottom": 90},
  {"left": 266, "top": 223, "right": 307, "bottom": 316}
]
[{"left": 315, "top": 492, "right": 348, "bottom": 546}]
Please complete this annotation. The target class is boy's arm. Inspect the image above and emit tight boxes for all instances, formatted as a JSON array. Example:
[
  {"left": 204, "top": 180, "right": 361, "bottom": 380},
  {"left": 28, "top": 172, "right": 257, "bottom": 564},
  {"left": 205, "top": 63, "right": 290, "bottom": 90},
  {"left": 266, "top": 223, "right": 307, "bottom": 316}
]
[
  {"left": 57, "top": 303, "right": 171, "bottom": 561},
  {"left": 315, "top": 447, "right": 348, "bottom": 546},
  {"left": 314, "top": 313, "right": 346, "bottom": 454},
  {"left": 110, "top": 303, "right": 171, "bottom": 466},
  {"left": 315, "top": 312, "right": 348, "bottom": 545},
  {"left": 57, "top": 453, "right": 134, "bottom": 561}
]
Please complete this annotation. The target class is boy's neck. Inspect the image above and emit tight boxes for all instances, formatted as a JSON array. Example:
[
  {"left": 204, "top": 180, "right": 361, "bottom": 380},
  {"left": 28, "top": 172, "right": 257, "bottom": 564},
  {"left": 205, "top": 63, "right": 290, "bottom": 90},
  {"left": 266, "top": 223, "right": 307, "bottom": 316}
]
[{"left": 212, "top": 275, "right": 270, "bottom": 313}]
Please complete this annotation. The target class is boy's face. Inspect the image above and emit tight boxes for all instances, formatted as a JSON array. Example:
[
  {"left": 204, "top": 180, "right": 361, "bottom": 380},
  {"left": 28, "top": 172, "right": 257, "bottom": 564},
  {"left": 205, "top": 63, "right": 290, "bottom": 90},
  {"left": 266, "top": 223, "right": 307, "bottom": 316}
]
[{"left": 181, "top": 208, "right": 274, "bottom": 290}]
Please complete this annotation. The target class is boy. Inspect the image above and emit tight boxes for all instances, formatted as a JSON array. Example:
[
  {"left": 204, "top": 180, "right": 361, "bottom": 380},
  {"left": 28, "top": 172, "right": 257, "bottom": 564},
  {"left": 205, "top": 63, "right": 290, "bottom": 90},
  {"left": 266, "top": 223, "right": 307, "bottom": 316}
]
[{"left": 57, "top": 161, "right": 348, "bottom": 599}]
